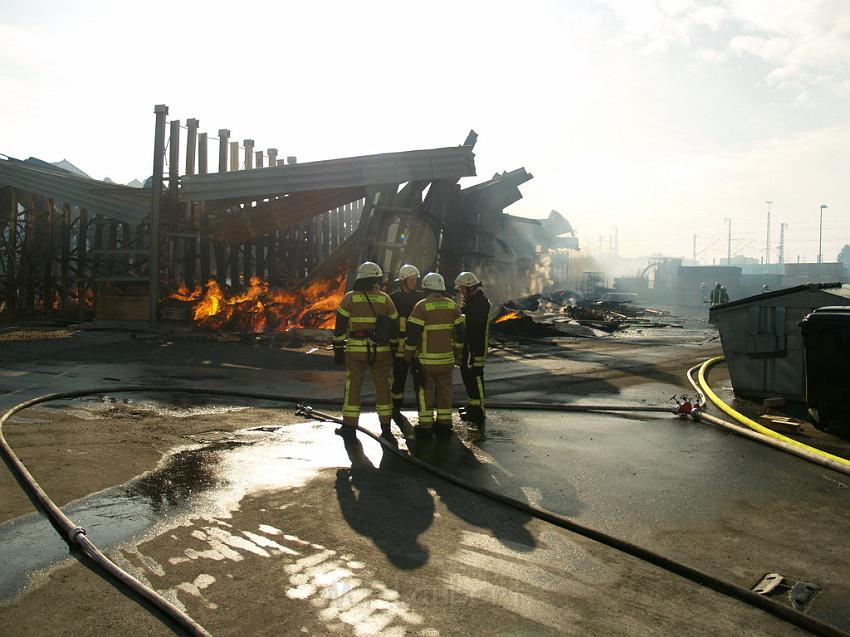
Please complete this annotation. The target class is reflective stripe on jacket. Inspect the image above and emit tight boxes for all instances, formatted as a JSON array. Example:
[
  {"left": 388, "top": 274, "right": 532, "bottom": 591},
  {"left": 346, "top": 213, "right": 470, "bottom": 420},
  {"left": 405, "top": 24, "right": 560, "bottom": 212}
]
[
  {"left": 389, "top": 288, "right": 426, "bottom": 358},
  {"left": 333, "top": 290, "right": 399, "bottom": 357},
  {"left": 404, "top": 293, "right": 465, "bottom": 366}
]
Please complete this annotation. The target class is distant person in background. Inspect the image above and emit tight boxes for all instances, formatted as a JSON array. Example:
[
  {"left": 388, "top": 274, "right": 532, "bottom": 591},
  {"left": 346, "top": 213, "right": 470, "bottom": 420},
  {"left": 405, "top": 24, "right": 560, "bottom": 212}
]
[
  {"left": 699, "top": 282, "right": 707, "bottom": 303},
  {"left": 762, "top": 284, "right": 770, "bottom": 293},
  {"left": 710, "top": 282, "right": 723, "bottom": 307},
  {"left": 720, "top": 285, "right": 729, "bottom": 304}
]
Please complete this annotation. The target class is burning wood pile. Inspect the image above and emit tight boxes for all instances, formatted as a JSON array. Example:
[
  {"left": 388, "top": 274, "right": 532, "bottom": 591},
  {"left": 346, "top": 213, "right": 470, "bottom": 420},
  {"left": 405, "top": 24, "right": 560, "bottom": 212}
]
[
  {"left": 167, "top": 271, "right": 346, "bottom": 333},
  {"left": 491, "top": 291, "right": 676, "bottom": 337}
]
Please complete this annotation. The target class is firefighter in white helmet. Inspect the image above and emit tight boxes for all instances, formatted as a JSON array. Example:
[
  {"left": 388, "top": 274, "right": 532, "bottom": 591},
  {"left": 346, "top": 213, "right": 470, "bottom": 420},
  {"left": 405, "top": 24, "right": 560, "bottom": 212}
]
[
  {"left": 333, "top": 262, "right": 399, "bottom": 439},
  {"left": 389, "top": 264, "right": 425, "bottom": 425},
  {"left": 455, "top": 271, "right": 490, "bottom": 424},
  {"left": 403, "top": 272, "right": 465, "bottom": 438}
]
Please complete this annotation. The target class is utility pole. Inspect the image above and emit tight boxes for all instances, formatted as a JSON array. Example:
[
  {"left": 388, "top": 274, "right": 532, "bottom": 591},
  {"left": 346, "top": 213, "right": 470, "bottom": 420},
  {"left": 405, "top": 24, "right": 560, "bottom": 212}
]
[
  {"left": 778, "top": 223, "right": 788, "bottom": 264},
  {"left": 765, "top": 201, "right": 772, "bottom": 265},
  {"left": 818, "top": 204, "right": 828, "bottom": 263},
  {"left": 692, "top": 233, "right": 697, "bottom": 265},
  {"left": 724, "top": 217, "right": 732, "bottom": 265}
]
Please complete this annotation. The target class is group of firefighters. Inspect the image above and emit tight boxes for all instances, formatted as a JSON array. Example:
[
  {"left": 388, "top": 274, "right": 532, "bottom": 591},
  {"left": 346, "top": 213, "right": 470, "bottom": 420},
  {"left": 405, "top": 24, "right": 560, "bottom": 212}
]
[{"left": 332, "top": 261, "right": 490, "bottom": 440}]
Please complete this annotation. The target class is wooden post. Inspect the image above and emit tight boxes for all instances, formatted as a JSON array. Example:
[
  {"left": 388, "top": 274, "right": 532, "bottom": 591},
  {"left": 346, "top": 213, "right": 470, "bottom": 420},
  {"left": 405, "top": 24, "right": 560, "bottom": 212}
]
[
  {"left": 21, "top": 195, "right": 36, "bottom": 311},
  {"left": 243, "top": 139, "right": 254, "bottom": 170},
  {"left": 215, "top": 129, "right": 229, "bottom": 284},
  {"left": 167, "top": 119, "right": 181, "bottom": 286},
  {"left": 184, "top": 118, "right": 199, "bottom": 285},
  {"left": 242, "top": 139, "right": 255, "bottom": 281},
  {"left": 149, "top": 104, "right": 169, "bottom": 326},
  {"left": 218, "top": 129, "right": 230, "bottom": 172},
  {"left": 198, "top": 132, "right": 210, "bottom": 284},
  {"left": 4, "top": 188, "right": 17, "bottom": 314},
  {"left": 198, "top": 132, "right": 208, "bottom": 174},
  {"left": 321, "top": 210, "right": 330, "bottom": 261},
  {"left": 77, "top": 208, "right": 88, "bottom": 306},
  {"left": 229, "top": 140, "right": 241, "bottom": 286},
  {"left": 44, "top": 198, "right": 56, "bottom": 308},
  {"left": 108, "top": 220, "right": 118, "bottom": 284},
  {"left": 93, "top": 214, "right": 104, "bottom": 281},
  {"left": 230, "top": 245, "right": 241, "bottom": 288},
  {"left": 61, "top": 203, "right": 70, "bottom": 309},
  {"left": 168, "top": 120, "right": 180, "bottom": 227},
  {"left": 294, "top": 224, "right": 305, "bottom": 278}
]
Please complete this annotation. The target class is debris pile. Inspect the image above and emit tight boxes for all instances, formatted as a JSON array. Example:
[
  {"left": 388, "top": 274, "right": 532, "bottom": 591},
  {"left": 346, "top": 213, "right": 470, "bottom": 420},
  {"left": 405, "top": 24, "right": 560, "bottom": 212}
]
[{"left": 491, "top": 290, "right": 678, "bottom": 338}]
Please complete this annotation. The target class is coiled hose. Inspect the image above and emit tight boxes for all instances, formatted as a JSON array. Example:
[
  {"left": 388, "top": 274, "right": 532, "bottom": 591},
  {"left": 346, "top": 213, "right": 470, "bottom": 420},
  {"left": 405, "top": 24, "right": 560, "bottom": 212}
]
[
  {"left": 2, "top": 386, "right": 847, "bottom": 637},
  {"left": 693, "top": 357, "right": 850, "bottom": 476}
]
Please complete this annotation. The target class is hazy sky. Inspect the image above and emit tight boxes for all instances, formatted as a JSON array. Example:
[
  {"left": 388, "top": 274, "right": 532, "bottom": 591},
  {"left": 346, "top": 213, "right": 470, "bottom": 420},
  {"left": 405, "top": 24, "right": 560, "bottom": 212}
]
[{"left": 2, "top": 0, "right": 849, "bottom": 265}]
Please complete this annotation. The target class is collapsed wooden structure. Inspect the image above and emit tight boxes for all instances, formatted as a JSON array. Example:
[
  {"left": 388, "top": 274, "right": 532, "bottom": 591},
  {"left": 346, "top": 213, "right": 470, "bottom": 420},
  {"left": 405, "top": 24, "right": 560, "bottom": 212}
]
[{"left": 1, "top": 105, "right": 572, "bottom": 326}]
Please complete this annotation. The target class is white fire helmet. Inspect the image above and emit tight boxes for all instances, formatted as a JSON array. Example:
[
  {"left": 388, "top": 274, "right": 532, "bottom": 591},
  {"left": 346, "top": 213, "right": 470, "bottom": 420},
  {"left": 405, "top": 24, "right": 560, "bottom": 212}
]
[
  {"left": 454, "top": 271, "right": 481, "bottom": 289},
  {"left": 355, "top": 261, "right": 383, "bottom": 281},
  {"left": 421, "top": 272, "right": 446, "bottom": 292},
  {"left": 398, "top": 264, "right": 420, "bottom": 281}
]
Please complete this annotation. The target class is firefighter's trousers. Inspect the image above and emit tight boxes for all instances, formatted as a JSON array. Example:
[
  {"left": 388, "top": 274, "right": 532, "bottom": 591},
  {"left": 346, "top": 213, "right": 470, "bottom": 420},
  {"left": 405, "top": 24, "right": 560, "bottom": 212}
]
[
  {"left": 391, "top": 356, "right": 422, "bottom": 410},
  {"left": 343, "top": 352, "right": 393, "bottom": 427},
  {"left": 417, "top": 363, "right": 454, "bottom": 429},
  {"left": 460, "top": 365, "right": 485, "bottom": 411}
]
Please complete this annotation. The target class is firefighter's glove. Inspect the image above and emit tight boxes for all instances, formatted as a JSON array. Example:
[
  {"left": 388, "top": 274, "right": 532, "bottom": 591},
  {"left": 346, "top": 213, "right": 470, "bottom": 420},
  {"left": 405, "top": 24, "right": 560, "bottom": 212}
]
[{"left": 333, "top": 349, "right": 345, "bottom": 366}]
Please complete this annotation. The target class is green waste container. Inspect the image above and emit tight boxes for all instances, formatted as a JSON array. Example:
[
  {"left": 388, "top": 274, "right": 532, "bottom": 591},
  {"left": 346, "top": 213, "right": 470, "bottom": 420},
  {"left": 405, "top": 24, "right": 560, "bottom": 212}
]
[{"left": 800, "top": 306, "right": 850, "bottom": 429}]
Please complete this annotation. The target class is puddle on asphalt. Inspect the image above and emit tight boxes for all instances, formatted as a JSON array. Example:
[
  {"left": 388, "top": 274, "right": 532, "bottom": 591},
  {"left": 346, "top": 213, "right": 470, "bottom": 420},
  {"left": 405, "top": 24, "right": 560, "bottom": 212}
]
[
  {"left": 42, "top": 394, "right": 255, "bottom": 421},
  {"left": 0, "top": 420, "right": 383, "bottom": 601}
]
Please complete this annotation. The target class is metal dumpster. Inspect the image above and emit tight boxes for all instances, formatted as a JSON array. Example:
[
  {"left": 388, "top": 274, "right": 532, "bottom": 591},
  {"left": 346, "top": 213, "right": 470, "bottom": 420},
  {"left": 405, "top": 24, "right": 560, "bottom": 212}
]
[{"left": 800, "top": 306, "right": 850, "bottom": 429}]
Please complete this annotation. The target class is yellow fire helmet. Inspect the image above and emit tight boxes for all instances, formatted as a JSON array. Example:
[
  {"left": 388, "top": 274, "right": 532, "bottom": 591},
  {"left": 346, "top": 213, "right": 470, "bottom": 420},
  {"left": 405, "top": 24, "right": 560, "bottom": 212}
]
[
  {"left": 454, "top": 271, "right": 481, "bottom": 289},
  {"left": 422, "top": 272, "right": 446, "bottom": 291},
  {"left": 355, "top": 261, "right": 383, "bottom": 280},
  {"left": 398, "top": 264, "right": 420, "bottom": 281}
]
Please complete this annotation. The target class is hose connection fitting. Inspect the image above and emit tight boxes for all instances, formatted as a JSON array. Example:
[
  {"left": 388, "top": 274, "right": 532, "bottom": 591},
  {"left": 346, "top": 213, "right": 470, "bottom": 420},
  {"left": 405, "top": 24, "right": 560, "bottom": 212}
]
[{"left": 68, "top": 526, "right": 87, "bottom": 543}]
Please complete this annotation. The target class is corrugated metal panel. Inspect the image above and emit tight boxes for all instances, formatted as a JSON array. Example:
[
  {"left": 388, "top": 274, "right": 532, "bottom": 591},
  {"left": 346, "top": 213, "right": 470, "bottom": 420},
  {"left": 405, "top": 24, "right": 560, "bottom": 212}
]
[
  {"left": 209, "top": 186, "right": 366, "bottom": 246},
  {"left": 181, "top": 146, "right": 476, "bottom": 203},
  {"left": 0, "top": 158, "right": 151, "bottom": 224}
]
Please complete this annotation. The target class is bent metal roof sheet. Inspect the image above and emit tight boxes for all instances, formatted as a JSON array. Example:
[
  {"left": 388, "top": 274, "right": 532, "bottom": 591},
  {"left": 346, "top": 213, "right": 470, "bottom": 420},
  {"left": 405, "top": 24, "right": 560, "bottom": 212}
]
[
  {"left": 0, "top": 158, "right": 151, "bottom": 224},
  {"left": 180, "top": 146, "right": 476, "bottom": 204}
]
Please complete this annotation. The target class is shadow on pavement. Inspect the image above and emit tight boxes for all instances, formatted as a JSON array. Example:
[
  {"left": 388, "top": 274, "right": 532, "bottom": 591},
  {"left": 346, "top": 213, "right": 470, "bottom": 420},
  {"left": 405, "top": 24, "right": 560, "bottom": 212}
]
[
  {"left": 335, "top": 437, "right": 434, "bottom": 570},
  {"left": 412, "top": 433, "right": 537, "bottom": 552}
]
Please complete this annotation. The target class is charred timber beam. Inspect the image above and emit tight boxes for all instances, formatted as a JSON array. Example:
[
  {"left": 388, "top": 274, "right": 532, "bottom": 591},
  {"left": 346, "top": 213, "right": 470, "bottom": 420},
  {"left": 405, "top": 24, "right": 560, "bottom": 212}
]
[{"left": 208, "top": 186, "right": 366, "bottom": 246}]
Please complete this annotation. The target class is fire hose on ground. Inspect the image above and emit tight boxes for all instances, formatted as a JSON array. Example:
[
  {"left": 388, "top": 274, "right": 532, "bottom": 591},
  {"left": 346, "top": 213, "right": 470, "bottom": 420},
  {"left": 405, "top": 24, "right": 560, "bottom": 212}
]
[
  {"left": 1, "top": 386, "right": 849, "bottom": 637},
  {"left": 688, "top": 356, "right": 850, "bottom": 477}
]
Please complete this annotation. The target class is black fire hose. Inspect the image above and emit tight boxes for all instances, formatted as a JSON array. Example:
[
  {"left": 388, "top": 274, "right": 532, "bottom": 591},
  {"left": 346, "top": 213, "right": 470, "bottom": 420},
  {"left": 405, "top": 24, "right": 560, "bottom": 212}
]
[
  {"left": 298, "top": 403, "right": 849, "bottom": 637},
  {"left": 2, "top": 386, "right": 847, "bottom": 637}
]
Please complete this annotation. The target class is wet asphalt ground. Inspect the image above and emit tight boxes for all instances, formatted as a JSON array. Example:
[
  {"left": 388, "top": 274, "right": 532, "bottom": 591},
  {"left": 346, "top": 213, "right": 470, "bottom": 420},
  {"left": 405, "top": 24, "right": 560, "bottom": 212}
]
[{"left": 1, "top": 320, "right": 849, "bottom": 635}]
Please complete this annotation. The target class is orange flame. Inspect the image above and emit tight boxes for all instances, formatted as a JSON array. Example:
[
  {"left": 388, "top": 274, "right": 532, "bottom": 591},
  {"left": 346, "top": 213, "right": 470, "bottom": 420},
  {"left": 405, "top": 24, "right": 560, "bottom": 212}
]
[
  {"left": 186, "top": 272, "right": 346, "bottom": 333},
  {"left": 494, "top": 310, "right": 522, "bottom": 324},
  {"left": 170, "top": 283, "right": 203, "bottom": 302}
]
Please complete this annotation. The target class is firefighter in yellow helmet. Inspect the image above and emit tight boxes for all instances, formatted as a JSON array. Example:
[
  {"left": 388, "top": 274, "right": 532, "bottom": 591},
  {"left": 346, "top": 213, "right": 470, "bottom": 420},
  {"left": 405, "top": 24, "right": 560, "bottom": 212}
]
[
  {"left": 389, "top": 264, "right": 426, "bottom": 425},
  {"left": 403, "top": 272, "right": 465, "bottom": 438},
  {"left": 333, "top": 262, "right": 399, "bottom": 439}
]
